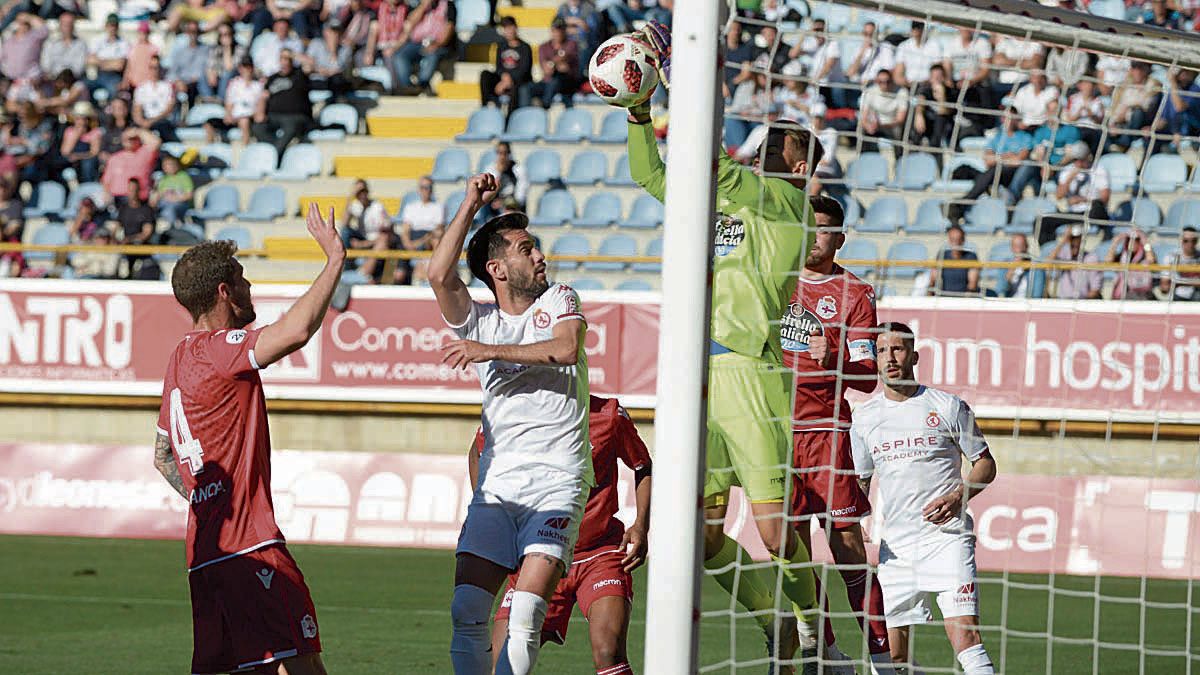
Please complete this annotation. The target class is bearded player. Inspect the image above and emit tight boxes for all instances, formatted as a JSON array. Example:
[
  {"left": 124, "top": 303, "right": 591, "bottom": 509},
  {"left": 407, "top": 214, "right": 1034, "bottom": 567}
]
[
  {"left": 850, "top": 323, "right": 997, "bottom": 674},
  {"left": 469, "top": 395, "right": 652, "bottom": 675},
  {"left": 152, "top": 203, "right": 342, "bottom": 675},
  {"left": 628, "top": 21, "right": 824, "bottom": 673},
  {"left": 780, "top": 195, "right": 894, "bottom": 673}
]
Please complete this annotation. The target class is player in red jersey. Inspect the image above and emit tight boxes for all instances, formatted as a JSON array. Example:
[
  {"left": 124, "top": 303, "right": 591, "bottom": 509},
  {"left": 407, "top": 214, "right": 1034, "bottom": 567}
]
[
  {"left": 152, "top": 203, "right": 343, "bottom": 675},
  {"left": 779, "top": 195, "right": 895, "bottom": 673},
  {"left": 468, "top": 395, "right": 652, "bottom": 675}
]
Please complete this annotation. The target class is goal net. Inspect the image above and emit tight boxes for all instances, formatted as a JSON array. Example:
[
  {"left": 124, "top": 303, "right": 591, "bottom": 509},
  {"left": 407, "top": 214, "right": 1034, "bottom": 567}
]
[{"left": 653, "top": 1, "right": 1200, "bottom": 673}]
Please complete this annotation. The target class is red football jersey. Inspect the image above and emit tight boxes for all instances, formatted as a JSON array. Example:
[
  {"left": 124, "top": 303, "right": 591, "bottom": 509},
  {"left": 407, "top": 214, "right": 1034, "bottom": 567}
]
[
  {"left": 474, "top": 395, "right": 651, "bottom": 553},
  {"left": 157, "top": 328, "right": 285, "bottom": 571},
  {"left": 780, "top": 265, "right": 878, "bottom": 431}
]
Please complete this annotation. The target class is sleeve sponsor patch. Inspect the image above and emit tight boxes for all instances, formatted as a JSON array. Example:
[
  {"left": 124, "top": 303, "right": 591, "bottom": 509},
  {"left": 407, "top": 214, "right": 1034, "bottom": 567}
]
[
  {"left": 847, "top": 338, "right": 876, "bottom": 362},
  {"left": 225, "top": 329, "right": 248, "bottom": 345}
]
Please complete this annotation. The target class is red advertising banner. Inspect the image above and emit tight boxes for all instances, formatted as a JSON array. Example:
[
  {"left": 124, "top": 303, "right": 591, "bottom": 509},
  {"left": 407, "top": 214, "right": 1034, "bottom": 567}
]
[
  {"left": 2, "top": 280, "right": 1199, "bottom": 421},
  {"left": 2, "top": 443, "right": 1196, "bottom": 580}
]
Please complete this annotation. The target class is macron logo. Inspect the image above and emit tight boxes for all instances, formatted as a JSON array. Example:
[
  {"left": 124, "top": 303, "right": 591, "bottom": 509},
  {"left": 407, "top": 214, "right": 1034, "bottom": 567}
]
[{"left": 543, "top": 517, "right": 571, "bottom": 530}]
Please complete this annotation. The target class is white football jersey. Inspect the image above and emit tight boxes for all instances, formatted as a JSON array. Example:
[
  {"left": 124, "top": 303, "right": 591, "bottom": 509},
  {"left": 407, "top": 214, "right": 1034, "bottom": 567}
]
[
  {"left": 448, "top": 283, "right": 594, "bottom": 495},
  {"left": 850, "top": 386, "right": 989, "bottom": 557}
]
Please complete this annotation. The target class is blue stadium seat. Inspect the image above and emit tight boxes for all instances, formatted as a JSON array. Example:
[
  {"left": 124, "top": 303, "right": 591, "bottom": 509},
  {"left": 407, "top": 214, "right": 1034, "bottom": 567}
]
[
  {"left": 160, "top": 141, "right": 187, "bottom": 158},
  {"left": 891, "top": 152, "right": 937, "bottom": 190},
  {"left": 25, "top": 223, "right": 69, "bottom": 261},
  {"left": 964, "top": 197, "right": 1007, "bottom": 234},
  {"left": 836, "top": 239, "right": 879, "bottom": 278},
  {"left": 236, "top": 185, "right": 287, "bottom": 221},
  {"left": 188, "top": 184, "right": 240, "bottom": 222},
  {"left": 397, "top": 190, "right": 420, "bottom": 215},
  {"left": 62, "top": 182, "right": 103, "bottom": 219},
  {"left": 858, "top": 196, "right": 907, "bottom": 233},
  {"left": 1090, "top": 0, "right": 1125, "bottom": 18},
  {"left": 1152, "top": 243, "right": 1174, "bottom": 265},
  {"left": 982, "top": 241, "right": 1012, "bottom": 288},
  {"left": 215, "top": 225, "right": 252, "bottom": 249},
  {"left": 501, "top": 108, "right": 548, "bottom": 142},
  {"left": 226, "top": 143, "right": 279, "bottom": 180},
  {"left": 23, "top": 182, "right": 67, "bottom": 219},
  {"left": 545, "top": 109, "right": 593, "bottom": 143},
  {"left": 574, "top": 193, "right": 623, "bottom": 228},
  {"left": 909, "top": 199, "right": 950, "bottom": 234},
  {"left": 442, "top": 190, "right": 466, "bottom": 222},
  {"left": 592, "top": 110, "right": 629, "bottom": 144},
  {"left": 525, "top": 149, "right": 562, "bottom": 183},
  {"left": 886, "top": 240, "right": 929, "bottom": 279},
  {"left": 271, "top": 144, "right": 322, "bottom": 181},
  {"left": 355, "top": 65, "right": 392, "bottom": 92},
  {"left": 1113, "top": 197, "right": 1163, "bottom": 229},
  {"left": 456, "top": 107, "right": 505, "bottom": 142},
  {"left": 621, "top": 194, "right": 664, "bottom": 229},
  {"left": 563, "top": 151, "right": 608, "bottom": 186},
  {"left": 550, "top": 233, "right": 590, "bottom": 271},
  {"left": 340, "top": 270, "right": 370, "bottom": 286},
  {"left": 569, "top": 277, "right": 604, "bottom": 290},
  {"left": 456, "top": 0, "right": 490, "bottom": 31},
  {"left": 934, "top": 155, "right": 986, "bottom": 192},
  {"left": 476, "top": 148, "right": 497, "bottom": 173},
  {"left": 617, "top": 278, "right": 653, "bottom": 292},
  {"left": 1007, "top": 197, "right": 1057, "bottom": 235},
  {"left": 1098, "top": 153, "right": 1138, "bottom": 193},
  {"left": 308, "top": 103, "right": 359, "bottom": 141},
  {"left": 608, "top": 154, "right": 636, "bottom": 187},
  {"left": 842, "top": 198, "right": 863, "bottom": 227},
  {"left": 632, "top": 237, "right": 662, "bottom": 273},
  {"left": 177, "top": 102, "right": 224, "bottom": 141},
  {"left": 1163, "top": 199, "right": 1200, "bottom": 235},
  {"left": 200, "top": 142, "right": 234, "bottom": 170},
  {"left": 587, "top": 233, "right": 637, "bottom": 271},
  {"left": 430, "top": 148, "right": 471, "bottom": 183},
  {"left": 308, "top": 89, "right": 333, "bottom": 104},
  {"left": 845, "top": 152, "right": 888, "bottom": 189},
  {"left": 530, "top": 190, "right": 576, "bottom": 227},
  {"left": 1140, "top": 154, "right": 1188, "bottom": 193}
]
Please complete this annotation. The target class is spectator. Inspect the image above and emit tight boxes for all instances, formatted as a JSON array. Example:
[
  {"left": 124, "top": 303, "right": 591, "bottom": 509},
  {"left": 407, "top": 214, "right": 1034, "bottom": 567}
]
[
  {"left": 755, "top": 23, "right": 791, "bottom": 74},
  {"left": 390, "top": 0, "right": 456, "bottom": 96},
  {"left": 1044, "top": 47, "right": 1090, "bottom": 91},
  {"left": 1160, "top": 227, "right": 1200, "bottom": 301},
  {"left": 252, "top": 17, "right": 304, "bottom": 78},
  {"left": 207, "top": 57, "right": 263, "bottom": 143},
  {"left": 556, "top": 0, "right": 599, "bottom": 75},
  {"left": 1009, "top": 114, "right": 1081, "bottom": 199},
  {"left": 1002, "top": 233, "right": 1038, "bottom": 298},
  {"left": 165, "top": 21, "right": 212, "bottom": 103},
  {"left": 845, "top": 21, "right": 895, "bottom": 100},
  {"left": 1010, "top": 69, "right": 1059, "bottom": 131},
  {"left": 205, "top": 22, "right": 249, "bottom": 99},
  {"left": 1040, "top": 142, "right": 1111, "bottom": 245},
  {"left": 932, "top": 224, "right": 981, "bottom": 295},
  {"left": 945, "top": 28, "right": 991, "bottom": 98},
  {"left": 533, "top": 18, "right": 581, "bottom": 109},
  {"left": 87, "top": 14, "right": 129, "bottom": 99},
  {"left": 60, "top": 101, "right": 101, "bottom": 183},
  {"left": 39, "top": 11, "right": 85, "bottom": 80},
  {"left": 723, "top": 20, "right": 757, "bottom": 99},
  {"left": 340, "top": 0, "right": 380, "bottom": 67},
  {"left": 725, "top": 54, "right": 779, "bottom": 152},
  {"left": 806, "top": 22, "right": 851, "bottom": 109},
  {"left": 0, "top": 179, "right": 25, "bottom": 278},
  {"left": 1049, "top": 225, "right": 1103, "bottom": 299},
  {"left": 340, "top": 181, "right": 394, "bottom": 282},
  {"left": 946, "top": 108, "right": 1031, "bottom": 224},
  {"left": 116, "top": 177, "right": 159, "bottom": 279},
  {"left": 68, "top": 196, "right": 105, "bottom": 242},
  {"left": 787, "top": 18, "right": 823, "bottom": 61},
  {"left": 911, "top": 63, "right": 958, "bottom": 149},
  {"left": 1157, "top": 68, "right": 1200, "bottom": 151},
  {"left": 1, "top": 13, "right": 49, "bottom": 82},
  {"left": 894, "top": 21, "right": 947, "bottom": 88},
  {"left": 1095, "top": 55, "right": 1130, "bottom": 96},
  {"left": 1106, "top": 229, "right": 1157, "bottom": 300},
  {"left": 71, "top": 226, "right": 119, "bottom": 278},
  {"left": 1063, "top": 78, "right": 1106, "bottom": 150},
  {"left": 372, "top": 0, "right": 408, "bottom": 71},
  {"left": 480, "top": 16, "right": 534, "bottom": 116},
  {"left": 1107, "top": 61, "right": 1161, "bottom": 152},
  {"left": 122, "top": 21, "right": 160, "bottom": 91},
  {"left": 101, "top": 127, "right": 161, "bottom": 206},
  {"left": 483, "top": 141, "right": 529, "bottom": 218},
  {"left": 251, "top": 0, "right": 322, "bottom": 40},
  {"left": 167, "top": 0, "right": 229, "bottom": 33},
  {"left": 990, "top": 35, "right": 1043, "bottom": 100},
  {"left": 34, "top": 69, "right": 87, "bottom": 118},
  {"left": 8, "top": 101, "right": 55, "bottom": 186},
  {"left": 133, "top": 56, "right": 179, "bottom": 141},
  {"left": 151, "top": 153, "right": 194, "bottom": 227},
  {"left": 299, "top": 19, "right": 354, "bottom": 95},
  {"left": 606, "top": 0, "right": 670, "bottom": 34},
  {"left": 253, "top": 50, "right": 313, "bottom": 154},
  {"left": 858, "top": 68, "right": 909, "bottom": 157},
  {"left": 1142, "top": 0, "right": 1184, "bottom": 28},
  {"left": 99, "top": 96, "right": 134, "bottom": 161},
  {"left": 396, "top": 175, "right": 443, "bottom": 284}
]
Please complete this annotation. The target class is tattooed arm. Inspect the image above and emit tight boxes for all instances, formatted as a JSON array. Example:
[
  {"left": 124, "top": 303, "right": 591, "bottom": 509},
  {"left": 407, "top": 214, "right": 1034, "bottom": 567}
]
[{"left": 154, "top": 433, "right": 187, "bottom": 499}]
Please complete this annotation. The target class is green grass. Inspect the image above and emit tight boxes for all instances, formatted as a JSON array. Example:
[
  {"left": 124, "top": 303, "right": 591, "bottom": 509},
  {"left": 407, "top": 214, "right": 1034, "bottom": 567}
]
[{"left": 0, "top": 535, "right": 1194, "bottom": 673}]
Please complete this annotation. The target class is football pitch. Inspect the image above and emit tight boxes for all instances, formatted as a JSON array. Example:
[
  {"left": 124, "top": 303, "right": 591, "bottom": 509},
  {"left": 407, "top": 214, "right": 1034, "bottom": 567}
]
[{"left": 0, "top": 535, "right": 1193, "bottom": 673}]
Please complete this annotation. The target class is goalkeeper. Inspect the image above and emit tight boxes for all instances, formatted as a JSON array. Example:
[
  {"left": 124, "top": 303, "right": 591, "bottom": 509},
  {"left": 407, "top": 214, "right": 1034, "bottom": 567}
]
[{"left": 628, "top": 21, "right": 824, "bottom": 673}]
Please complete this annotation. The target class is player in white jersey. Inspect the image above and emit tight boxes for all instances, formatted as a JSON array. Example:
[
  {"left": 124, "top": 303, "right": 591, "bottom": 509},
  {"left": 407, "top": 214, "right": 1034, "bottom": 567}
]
[
  {"left": 430, "top": 172, "right": 592, "bottom": 675},
  {"left": 849, "top": 322, "right": 998, "bottom": 675}
]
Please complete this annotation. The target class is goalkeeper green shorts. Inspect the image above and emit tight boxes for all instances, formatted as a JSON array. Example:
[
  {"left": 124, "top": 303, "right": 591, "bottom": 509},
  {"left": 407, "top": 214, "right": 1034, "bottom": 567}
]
[{"left": 705, "top": 350, "right": 792, "bottom": 505}]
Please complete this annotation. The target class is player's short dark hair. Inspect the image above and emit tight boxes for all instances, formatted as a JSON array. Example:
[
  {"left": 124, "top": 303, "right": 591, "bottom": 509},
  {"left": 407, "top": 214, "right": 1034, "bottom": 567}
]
[
  {"left": 809, "top": 194, "right": 844, "bottom": 230},
  {"left": 172, "top": 240, "right": 240, "bottom": 322},
  {"left": 768, "top": 120, "right": 824, "bottom": 171},
  {"left": 877, "top": 321, "right": 916, "bottom": 346},
  {"left": 467, "top": 212, "right": 530, "bottom": 293}
]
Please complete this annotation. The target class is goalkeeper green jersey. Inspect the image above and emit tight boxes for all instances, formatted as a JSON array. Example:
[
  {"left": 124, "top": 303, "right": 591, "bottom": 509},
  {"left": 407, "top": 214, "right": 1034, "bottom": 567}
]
[{"left": 626, "top": 121, "right": 815, "bottom": 363}]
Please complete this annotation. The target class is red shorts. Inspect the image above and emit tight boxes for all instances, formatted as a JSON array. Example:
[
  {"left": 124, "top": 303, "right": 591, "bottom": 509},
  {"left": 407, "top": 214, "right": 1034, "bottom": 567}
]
[
  {"left": 495, "top": 545, "right": 633, "bottom": 644},
  {"left": 188, "top": 544, "right": 321, "bottom": 674},
  {"left": 791, "top": 429, "right": 871, "bottom": 529}
]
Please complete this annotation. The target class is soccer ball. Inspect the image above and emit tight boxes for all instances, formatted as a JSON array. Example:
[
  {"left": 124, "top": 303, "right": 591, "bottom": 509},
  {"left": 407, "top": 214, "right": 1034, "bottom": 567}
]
[{"left": 588, "top": 33, "right": 660, "bottom": 108}]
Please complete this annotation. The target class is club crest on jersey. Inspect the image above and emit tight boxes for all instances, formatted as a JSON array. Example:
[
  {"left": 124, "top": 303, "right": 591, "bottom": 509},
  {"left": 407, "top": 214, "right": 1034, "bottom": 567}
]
[
  {"left": 714, "top": 215, "right": 746, "bottom": 257},
  {"left": 815, "top": 295, "right": 838, "bottom": 319},
  {"left": 779, "top": 303, "right": 823, "bottom": 352},
  {"left": 925, "top": 411, "right": 941, "bottom": 428},
  {"left": 533, "top": 309, "right": 551, "bottom": 330},
  {"left": 225, "top": 329, "right": 247, "bottom": 345},
  {"left": 300, "top": 614, "right": 318, "bottom": 638}
]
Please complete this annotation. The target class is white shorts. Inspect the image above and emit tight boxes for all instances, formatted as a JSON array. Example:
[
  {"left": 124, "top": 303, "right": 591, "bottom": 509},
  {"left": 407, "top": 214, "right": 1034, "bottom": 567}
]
[
  {"left": 456, "top": 478, "right": 587, "bottom": 570},
  {"left": 877, "top": 534, "right": 979, "bottom": 628}
]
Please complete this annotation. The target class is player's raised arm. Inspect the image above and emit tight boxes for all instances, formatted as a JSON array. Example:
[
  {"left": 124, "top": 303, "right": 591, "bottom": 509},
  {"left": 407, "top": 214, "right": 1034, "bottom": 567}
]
[
  {"left": 429, "top": 173, "right": 496, "bottom": 326},
  {"left": 254, "top": 204, "right": 346, "bottom": 368}
]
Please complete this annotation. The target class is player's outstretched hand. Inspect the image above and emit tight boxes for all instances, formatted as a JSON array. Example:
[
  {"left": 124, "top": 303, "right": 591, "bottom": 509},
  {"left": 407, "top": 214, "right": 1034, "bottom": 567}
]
[
  {"left": 620, "top": 522, "right": 647, "bottom": 572},
  {"left": 442, "top": 339, "right": 493, "bottom": 370},
  {"left": 922, "top": 488, "right": 964, "bottom": 525},
  {"left": 306, "top": 203, "right": 345, "bottom": 264},
  {"left": 638, "top": 20, "right": 671, "bottom": 88},
  {"left": 465, "top": 172, "right": 499, "bottom": 209}
]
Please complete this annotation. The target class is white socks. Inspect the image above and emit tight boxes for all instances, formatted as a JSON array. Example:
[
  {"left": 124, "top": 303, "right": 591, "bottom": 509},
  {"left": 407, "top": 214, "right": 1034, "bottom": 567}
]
[
  {"left": 450, "top": 584, "right": 494, "bottom": 675},
  {"left": 956, "top": 644, "right": 995, "bottom": 674},
  {"left": 494, "top": 590, "right": 549, "bottom": 675}
]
